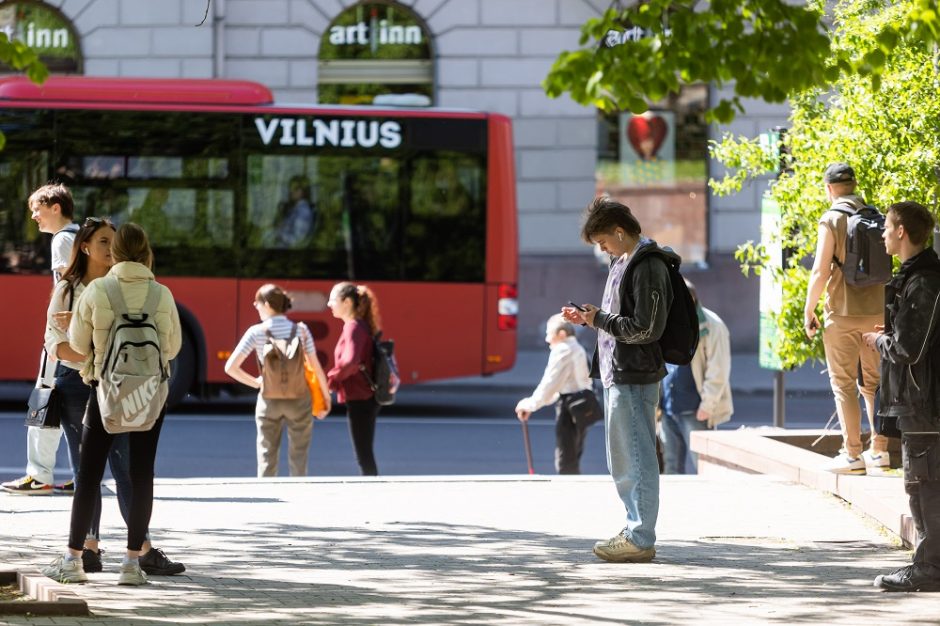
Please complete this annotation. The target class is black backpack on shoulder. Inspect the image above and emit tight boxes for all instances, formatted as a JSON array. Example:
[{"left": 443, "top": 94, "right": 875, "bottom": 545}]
[
  {"left": 625, "top": 246, "right": 700, "bottom": 365},
  {"left": 657, "top": 251, "right": 700, "bottom": 365},
  {"left": 831, "top": 204, "right": 892, "bottom": 287}
]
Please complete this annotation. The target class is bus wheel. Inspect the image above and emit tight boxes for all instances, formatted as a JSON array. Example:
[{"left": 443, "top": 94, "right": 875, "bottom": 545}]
[{"left": 168, "top": 337, "right": 196, "bottom": 408}]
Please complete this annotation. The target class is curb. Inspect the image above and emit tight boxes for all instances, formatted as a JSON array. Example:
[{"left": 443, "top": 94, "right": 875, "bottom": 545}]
[
  {"left": 0, "top": 569, "right": 88, "bottom": 616},
  {"left": 691, "top": 428, "right": 914, "bottom": 548}
]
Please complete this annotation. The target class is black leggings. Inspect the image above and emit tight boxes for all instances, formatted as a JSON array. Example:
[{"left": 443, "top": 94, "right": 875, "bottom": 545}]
[
  {"left": 346, "top": 398, "right": 379, "bottom": 476},
  {"left": 68, "top": 391, "right": 165, "bottom": 552}
]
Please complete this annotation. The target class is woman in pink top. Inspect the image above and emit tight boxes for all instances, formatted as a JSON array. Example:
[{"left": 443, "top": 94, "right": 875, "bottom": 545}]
[{"left": 327, "top": 282, "right": 380, "bottom": 476}]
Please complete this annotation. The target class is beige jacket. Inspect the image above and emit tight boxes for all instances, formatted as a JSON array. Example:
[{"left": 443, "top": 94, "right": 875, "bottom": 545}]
[
  {"left": 69, "top": 262, "right": 182, "bottom": 384},
  {"left": 691, "top": 307, "right": 734, "bottom": 428},
  {"left": 45, "top": 280, "right": 85, "bottom": 371}
]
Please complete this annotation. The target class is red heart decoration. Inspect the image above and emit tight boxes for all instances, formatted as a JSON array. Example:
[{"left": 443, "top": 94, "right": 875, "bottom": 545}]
[{"left": 626, "top": 114, "right": 667, "bottom": 160}]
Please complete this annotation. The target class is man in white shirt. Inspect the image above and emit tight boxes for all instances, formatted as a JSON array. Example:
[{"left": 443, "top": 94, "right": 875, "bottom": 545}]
[
  {"left": 516, "top": 314, "right": 596, "bottom": 474},
  {"left": 2, "top": 184, "right": 78, "bottom": 495}
]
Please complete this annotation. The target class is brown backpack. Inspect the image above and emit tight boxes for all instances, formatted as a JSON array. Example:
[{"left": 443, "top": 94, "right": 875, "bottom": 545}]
[{"left": 259, "top": 323, "right": 307, "bottom": 400}]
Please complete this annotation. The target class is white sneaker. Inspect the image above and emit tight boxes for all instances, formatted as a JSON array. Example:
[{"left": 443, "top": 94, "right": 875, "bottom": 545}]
[
  {"left": 41, "top": 556, "right": 88, "bottom": 583},
  {"left": 862, "top": 450, "right": 891, "bottom": 474},
  {"left": 823, "top": 452, "right": 865, "bottom": 474},
  {"left": 117, "top": 561, "right": 148, "bottom": 586}
]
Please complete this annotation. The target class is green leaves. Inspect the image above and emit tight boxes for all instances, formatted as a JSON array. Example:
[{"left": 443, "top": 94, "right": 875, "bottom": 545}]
[
  {"left": 0, "top": 34, "right": 48, "bottom": 82},
  {"left": 544, "top": 0, "right": 940, "bottom": 122},
  {"left": 0, "top": 35, "right": 49, "bottom": 150},
  {"left": 713, "top": 0, "right": 940, "bottom": 368},
  {"left": 544, "top": 0, "right": 835, "bottom": 121}
]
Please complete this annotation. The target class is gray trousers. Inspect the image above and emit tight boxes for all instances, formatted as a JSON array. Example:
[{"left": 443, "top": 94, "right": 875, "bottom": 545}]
[{"left": 255, "top": 394, "right": 313, "bottom": 477}]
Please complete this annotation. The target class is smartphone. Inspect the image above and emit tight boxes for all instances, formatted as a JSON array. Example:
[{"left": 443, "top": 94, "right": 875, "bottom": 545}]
[{"left": 567, "top": 301, "right": 587, "bottom": 312}]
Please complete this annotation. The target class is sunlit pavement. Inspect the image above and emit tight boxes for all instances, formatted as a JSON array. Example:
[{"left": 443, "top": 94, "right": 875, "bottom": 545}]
[{"left": 0, "top": 473, "right": 935, "bottom": 625}]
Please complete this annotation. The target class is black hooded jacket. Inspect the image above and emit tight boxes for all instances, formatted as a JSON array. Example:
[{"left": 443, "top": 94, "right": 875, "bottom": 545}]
[
  {"left": 589, "top": 241, "right": 674, "bottom": 385},
  {"left": 876, "top": 248, "right": 940, "bottom": 429}
]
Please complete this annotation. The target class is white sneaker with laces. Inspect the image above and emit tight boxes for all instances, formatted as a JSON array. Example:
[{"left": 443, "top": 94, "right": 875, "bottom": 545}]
[
  {"left": 118, "top": 561, "right": 148, "bottom": 586},
  {"left": 41, "top": 556, "right": 88, "bottom": 583},
  {"left": 862, "top": 450, "right": 891, "bottom": 474},
  {"left": 823, "top": 452, "right": 866, "bottom": 474}
]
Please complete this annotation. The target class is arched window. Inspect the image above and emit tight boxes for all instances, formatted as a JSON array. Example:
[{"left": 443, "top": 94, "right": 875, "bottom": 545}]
[
  {"left": 0, "top": 0, "right": 83, "bottom": 74},
  {"left": 318, "top": 1, "right": 433, "bottom": 106}
]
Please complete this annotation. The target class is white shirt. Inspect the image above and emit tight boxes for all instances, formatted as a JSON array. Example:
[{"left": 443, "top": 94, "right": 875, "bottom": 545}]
[
  {"left": 50, "top": 224, "right": 78, "bottom": 283},
  {"left": 517, "top": 336, "right": 592, "bottom": 413}
]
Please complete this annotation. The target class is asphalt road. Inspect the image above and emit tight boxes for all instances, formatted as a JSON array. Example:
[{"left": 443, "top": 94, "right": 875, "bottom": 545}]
[{"left": 0, "top": 385, "right": 836, "bottom": 480}]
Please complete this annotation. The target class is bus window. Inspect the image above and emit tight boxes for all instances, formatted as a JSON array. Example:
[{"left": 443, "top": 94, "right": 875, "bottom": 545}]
[
  {"left": 0, "top": 109, "right": 54, "bottom": 276},
  {"left": 242, "top": 153, "right": 403, "bottom": 281},
  {"left": 406, "top": 152, "right": 485, "bottom": 282}
]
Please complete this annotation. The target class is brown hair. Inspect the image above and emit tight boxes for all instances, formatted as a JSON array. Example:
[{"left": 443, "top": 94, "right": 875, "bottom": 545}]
[
  {"left": 580, "top": 196, "right": 642, "bottom": 244},
  {"left": 255, "top": 283, "right": 293, "bottom": 314},
  {"left": 29, "top": 183, "right": 74, "bottom": 219},
  {"left": 888, "top": 201, "right": 936, "bottom": 247},
  {"left": 333, "top": 282, "right": 382, "bottom": 335},
  {"left": 60, "top": 218, "right": 116, "bottom": 302},
  {"left": 111, "top": 222, "right": 153, "bottom": 269}
]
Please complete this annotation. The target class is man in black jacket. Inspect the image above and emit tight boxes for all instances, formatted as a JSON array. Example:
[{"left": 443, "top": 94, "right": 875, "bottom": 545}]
[
  {"left": 562, "top": 196, "right": 672, "bottom": 563},
  {"left": 863, "top": 200, "right": 940, "bottom": 592}
]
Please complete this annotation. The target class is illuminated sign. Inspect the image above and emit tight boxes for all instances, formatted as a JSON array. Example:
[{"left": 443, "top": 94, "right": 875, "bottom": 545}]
[
  {"left": 0, "top": 1, "right": 82, "bottom": 73},
  {"left": 328, "top": 19, "right": 423, "bottom": 46},
  {"left": 254, "top": 117, "right": 402, "bottom": 149}
]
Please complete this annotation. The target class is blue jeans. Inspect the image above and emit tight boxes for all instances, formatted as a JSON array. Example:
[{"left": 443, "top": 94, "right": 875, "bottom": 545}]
[
  {"left": 604, "top": 382, "right": 661, "bottom": 549},
  {"left": 661, "top": 410, "right": 709, "bottom": 475},
  {"left": 54, "top": 365, "right": 133, "bottom": 540}
]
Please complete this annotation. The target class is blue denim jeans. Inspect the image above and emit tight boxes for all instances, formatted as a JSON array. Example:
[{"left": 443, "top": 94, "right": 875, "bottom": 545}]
[
  {"left": 54, "top": 364, "right": 133, "bottom": 540},
  {"left": 604, "top": 382, "right": 660, "bottom": 549},
  {"left": 661, "top": 410, "right": 709, "bottom": 475}
]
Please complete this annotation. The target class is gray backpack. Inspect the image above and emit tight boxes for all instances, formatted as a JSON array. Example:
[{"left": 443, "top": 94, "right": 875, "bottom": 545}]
[
  {"left": 832, "top": 203, "right": 893, "bottom": 288},
  {"left": 96, "top": 277, "right": 169, "bottom": 434}
]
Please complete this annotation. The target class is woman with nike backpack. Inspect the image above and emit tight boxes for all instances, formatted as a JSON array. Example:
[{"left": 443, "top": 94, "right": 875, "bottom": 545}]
[{"left": 42, "top": 222, "right": 182, "bottom": 587}]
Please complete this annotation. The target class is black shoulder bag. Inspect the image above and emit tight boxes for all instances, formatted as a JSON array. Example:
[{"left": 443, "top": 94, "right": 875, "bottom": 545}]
[
  {"left": 26, "top": 284, "right": 74, "bottom": 429},
  {"left": 564, "top": 389, "right": 603, "bottom": 429}
]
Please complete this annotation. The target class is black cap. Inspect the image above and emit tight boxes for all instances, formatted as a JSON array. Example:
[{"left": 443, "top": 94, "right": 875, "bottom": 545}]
[{"left": 824, "top": 162, "right": 856, "bottom": 183}]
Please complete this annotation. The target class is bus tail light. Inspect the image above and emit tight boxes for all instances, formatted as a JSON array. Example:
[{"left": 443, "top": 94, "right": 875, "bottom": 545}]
[{"left": 497, "top": 283, "right": 518, "bottom": 330}]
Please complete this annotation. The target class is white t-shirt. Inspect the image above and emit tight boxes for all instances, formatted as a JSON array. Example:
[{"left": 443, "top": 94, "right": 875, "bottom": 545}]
[{"left": 50, "top": 223, "right": 78, "bottom": 283}]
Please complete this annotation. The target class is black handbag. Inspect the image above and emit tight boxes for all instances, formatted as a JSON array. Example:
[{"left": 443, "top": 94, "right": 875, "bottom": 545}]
[
  {"left": 564, "top": 389, "right": 603, "bottom": 428},
  {"left": 25, "top": 350, "right": 61, "bottom": 429},
  {"left": 26, "top": 386, "right": 61, "bottom": 428}
]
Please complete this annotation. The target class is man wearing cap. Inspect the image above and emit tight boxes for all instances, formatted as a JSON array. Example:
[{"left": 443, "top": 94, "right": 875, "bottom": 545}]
[{"left": 803, "top": 162, "right": 888, "bottom": 474}]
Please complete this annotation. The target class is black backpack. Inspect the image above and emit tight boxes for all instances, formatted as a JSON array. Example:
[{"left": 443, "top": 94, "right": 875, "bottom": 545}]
[
  {"left": 360, "top": 332, "right": 401, "bottom": 406},
  {"left": 832, "top": 204, "right": 892, "bottom": 287},
  {"left": 624, "top": 247, "right": 700, "bottom": 366}
]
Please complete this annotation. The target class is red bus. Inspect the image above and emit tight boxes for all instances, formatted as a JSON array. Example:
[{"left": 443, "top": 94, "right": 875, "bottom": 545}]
[{"left": 0, "top": 76, "right": 517, "bottom": 404}]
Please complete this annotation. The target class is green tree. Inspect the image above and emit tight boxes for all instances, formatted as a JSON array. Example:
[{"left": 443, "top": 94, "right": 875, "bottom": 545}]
[
  {"left": 711, "top": 0, "right": 940, "bottom": 368},
  {"left": 543, "top": 0, "right": 940, "bottom": 122},
  {"left": 0, "top": 32, "right": 48, "bottom": 150}
]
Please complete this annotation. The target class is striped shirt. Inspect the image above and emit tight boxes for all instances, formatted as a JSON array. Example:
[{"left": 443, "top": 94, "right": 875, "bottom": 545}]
[{"left": 233, "top": 315, "right": 316, "bottom": 363}]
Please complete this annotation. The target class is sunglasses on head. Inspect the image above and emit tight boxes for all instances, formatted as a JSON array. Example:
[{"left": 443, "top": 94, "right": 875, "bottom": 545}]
[{"left": 83, "top": 216, "right": 112, "bottom": 228}]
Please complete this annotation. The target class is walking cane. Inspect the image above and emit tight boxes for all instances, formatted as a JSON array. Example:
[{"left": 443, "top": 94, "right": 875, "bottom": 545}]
[{"left": 520, "top": 418, "right": 535, "bottom": 475}]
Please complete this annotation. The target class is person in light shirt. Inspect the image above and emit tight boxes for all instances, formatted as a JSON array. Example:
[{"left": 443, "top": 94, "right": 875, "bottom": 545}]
[{"left": 516, "top": 314, "right": 596, "bottom": 474}]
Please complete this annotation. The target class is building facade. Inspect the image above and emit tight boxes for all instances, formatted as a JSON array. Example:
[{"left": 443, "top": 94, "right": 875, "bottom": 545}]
[{"left": 2, "top": 0, "right": 789, "bottom": 349}]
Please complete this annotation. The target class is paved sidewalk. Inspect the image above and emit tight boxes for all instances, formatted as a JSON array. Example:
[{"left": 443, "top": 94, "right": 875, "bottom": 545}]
[{"left": 0, "top": 474, "right": 934, "bottom": 625}]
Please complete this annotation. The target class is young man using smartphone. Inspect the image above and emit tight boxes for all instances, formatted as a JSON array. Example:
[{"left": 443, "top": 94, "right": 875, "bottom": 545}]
[{"left": 562, "top": 196, "right": 673, "bottom": 563}]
